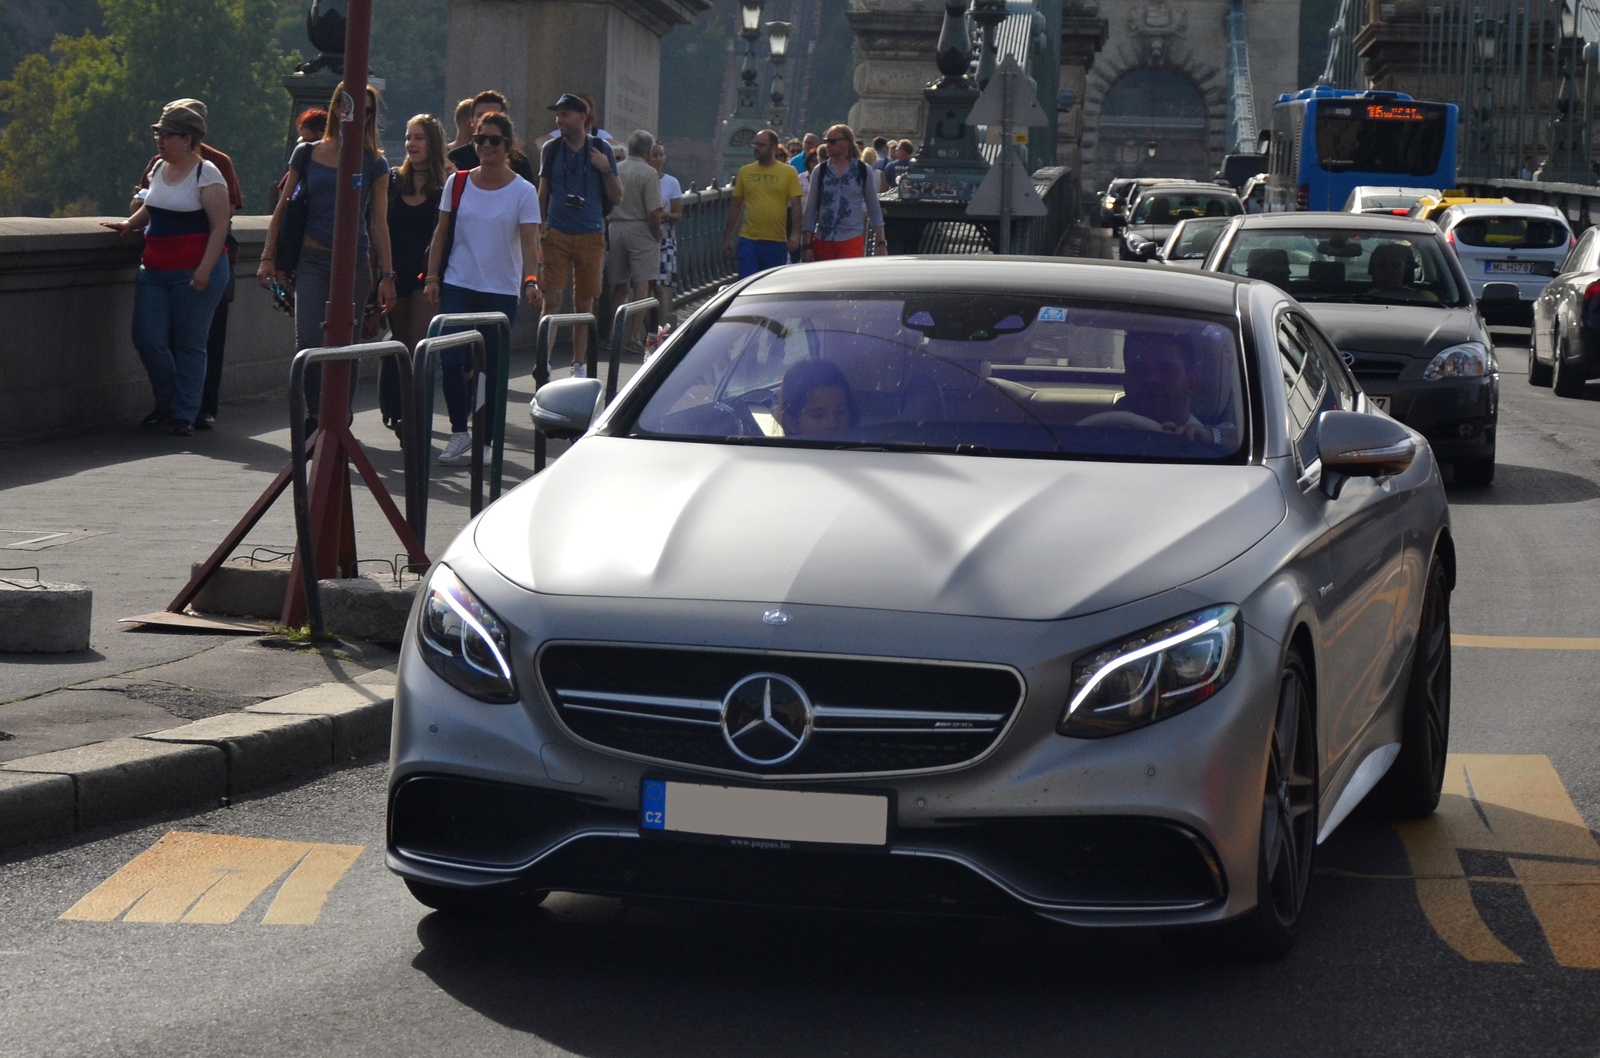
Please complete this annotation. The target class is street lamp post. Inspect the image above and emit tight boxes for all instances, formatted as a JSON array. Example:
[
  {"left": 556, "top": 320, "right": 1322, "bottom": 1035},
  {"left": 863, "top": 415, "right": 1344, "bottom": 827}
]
[
  {"left": 1545, "top": 4, "right": 1588, "bottom": 183},
  {"left": 719, "top": 0, "right": 767, "bottom": 183},
  {"left": 1470, "top": 15, "right": 1498, "bottom": 178},
  {"left": 765, "top": 21, "right": 791, "bottom": 134},
  {"left": 970, "top": 0, "right": 1006, "bottom": 89}
]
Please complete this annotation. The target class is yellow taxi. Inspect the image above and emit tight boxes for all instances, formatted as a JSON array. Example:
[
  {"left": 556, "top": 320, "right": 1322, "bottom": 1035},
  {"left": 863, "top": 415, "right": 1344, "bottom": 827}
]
[{"left": 1407, "top": 192, "right": 1514, "bottom": 223}]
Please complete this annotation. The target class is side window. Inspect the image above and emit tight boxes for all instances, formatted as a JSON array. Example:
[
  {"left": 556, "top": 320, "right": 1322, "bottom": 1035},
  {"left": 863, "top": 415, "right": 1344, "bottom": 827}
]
[
  {"left": 1294, "top": 315, "right": 1357, "bottom": 412},
  {"left": 1277, "top": 315, "right": 1337, "bottom": 470},
  {"left": 1558, "top": 230, "right": 1592, "bottom": 275}
]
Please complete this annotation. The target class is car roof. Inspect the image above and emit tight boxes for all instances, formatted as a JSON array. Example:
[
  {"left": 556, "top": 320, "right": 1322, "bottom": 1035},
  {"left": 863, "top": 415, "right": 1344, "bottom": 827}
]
[
  {"left": 738, "top": 256, "right": 1250, "bottom": 315},
  {"left": 1228, "top": 212, "right": 1440, "bottom": 234},
  {"left": 1134, "top": 181, "right": 1236, "bottom": 194},
  {"left": 1438, "top": 201, "right": 1569, "bottom": 222},
  {"left": 1351, "top": 186, "right": 1437, "bottom": 197}
]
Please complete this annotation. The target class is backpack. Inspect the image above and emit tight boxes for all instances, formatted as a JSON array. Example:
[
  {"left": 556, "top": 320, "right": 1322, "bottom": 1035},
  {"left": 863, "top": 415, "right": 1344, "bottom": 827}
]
[{"left": 541, "top": 134, "right": 614, "bottom": 218}]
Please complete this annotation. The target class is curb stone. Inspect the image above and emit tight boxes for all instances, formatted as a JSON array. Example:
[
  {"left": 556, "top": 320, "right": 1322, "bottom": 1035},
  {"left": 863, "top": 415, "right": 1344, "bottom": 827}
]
[{"left": 0, "top": 679, "right": 394, "bottom": 852}]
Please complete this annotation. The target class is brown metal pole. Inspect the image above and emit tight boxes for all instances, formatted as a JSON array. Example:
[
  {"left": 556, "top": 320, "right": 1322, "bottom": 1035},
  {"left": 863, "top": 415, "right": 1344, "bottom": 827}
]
[{"left": 282, "top": 0, "right": 373, "bottom": 628}]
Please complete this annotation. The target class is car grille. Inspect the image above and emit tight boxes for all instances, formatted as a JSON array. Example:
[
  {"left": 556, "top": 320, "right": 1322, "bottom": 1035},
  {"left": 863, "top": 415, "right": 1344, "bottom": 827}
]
[
  {"left": 538, "top": 644, "right": 1025, "bottom": 777},
  {"left": 1343, "top": 351, "right": 1407, "bottom": 380}
]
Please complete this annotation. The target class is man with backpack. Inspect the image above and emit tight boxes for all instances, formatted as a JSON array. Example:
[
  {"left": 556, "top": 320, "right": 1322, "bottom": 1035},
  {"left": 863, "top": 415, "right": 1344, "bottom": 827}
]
[
  {"left": 537, "top": 93, "right": 621, "bottom": 376},
  {"left": 799, "top": 123, "right": 887, "bottom": 262}
]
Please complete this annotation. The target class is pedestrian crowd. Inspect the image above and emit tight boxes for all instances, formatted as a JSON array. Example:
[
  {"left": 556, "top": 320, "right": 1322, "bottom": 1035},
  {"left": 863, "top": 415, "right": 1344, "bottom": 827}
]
[{"left": 103, "top": 84, "right": 919, "bottom": 465}]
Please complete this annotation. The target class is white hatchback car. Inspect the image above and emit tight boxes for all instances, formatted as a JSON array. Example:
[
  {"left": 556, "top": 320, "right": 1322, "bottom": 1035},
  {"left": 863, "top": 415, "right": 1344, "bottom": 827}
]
[
  {"left": 1342, "top": 186, "right": 1441, "bottom": 216},
  {"left": 1436, "top": 202, "right": 1574, "bottom": 320}
]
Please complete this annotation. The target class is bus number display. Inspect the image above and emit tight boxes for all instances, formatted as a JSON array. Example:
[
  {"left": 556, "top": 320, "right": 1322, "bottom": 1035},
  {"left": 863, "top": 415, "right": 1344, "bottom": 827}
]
[{"left": 1366, "top": 104, "right": 1427, "bottom": 121}]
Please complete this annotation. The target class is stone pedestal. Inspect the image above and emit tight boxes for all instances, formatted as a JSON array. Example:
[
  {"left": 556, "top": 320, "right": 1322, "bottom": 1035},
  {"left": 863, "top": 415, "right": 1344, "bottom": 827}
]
[
  {"left": 846, "top": 4, "right": 946, "bottom": 143},
  {"left": 447, "top": 0, "right": 711, "bottom": 149},
  {"left": 1057, "top": 2, "right": 1110, "bottom": 173}
]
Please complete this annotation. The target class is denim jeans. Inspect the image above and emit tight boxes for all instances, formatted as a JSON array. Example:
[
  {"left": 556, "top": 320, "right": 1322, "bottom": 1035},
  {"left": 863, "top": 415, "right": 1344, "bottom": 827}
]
[
  {"left": 133, "top": 256, "right": 230, "bottom": 425},
  {"left": 294, "top": 247, "right": 371, "bottom": 417},
  {"left": 438, "top": 284, "right": 520, "bottom": 434},
  {"left": 737, "top": 238, "right": 789, "bottom": 278}
]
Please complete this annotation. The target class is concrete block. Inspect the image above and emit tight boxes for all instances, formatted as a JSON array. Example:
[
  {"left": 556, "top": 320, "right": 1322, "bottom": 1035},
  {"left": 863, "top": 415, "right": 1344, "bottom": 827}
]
[
  {"left": 0, "top": 771, "right": 75, "bottom": 848},
  {"left": 188, "top": 559, "right": 291, "bottom": 619},
  {"left": 140, "top": 712, "right": 333, "bottom": 795},
  {"left": 320, "top": 575, "right": 418, "bottom": 646},
  {"left": 0, "top": 582, "right": 91, "bottom": 653},
  {"left": 246, "top": 680, "right": 395, "bottom": 761},
  {"left": 3, "top": 738, "right": 226, "bottom": 829}
]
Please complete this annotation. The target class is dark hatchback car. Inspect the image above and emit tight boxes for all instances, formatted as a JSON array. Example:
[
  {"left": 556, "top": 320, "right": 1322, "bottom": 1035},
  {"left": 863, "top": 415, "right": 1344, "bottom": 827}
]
[
  {"left": 1120, "top": 184, "right": 1243, "bottom": 261},
  {"left": 1529, "top": 223, "right": 1600, "bottom": 398},
  {"left": 1205, "top": 213, "right": 1511, "bottom": 485}
]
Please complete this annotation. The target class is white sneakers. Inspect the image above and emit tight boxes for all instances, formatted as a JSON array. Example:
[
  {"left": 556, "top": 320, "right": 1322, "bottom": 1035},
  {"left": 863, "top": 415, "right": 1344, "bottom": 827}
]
[
  {"left": 570, "top": 361, "right": 587, "bottom": 379},
  {"left": 438, "top": 432, "right": 472, "bottom": 464}
]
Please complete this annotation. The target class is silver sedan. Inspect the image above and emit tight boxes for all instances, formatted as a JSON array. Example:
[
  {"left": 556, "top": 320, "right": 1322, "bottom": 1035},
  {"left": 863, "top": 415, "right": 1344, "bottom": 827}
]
[{"left": 387, "top": 258, "right": 1453, "bottom": 959}]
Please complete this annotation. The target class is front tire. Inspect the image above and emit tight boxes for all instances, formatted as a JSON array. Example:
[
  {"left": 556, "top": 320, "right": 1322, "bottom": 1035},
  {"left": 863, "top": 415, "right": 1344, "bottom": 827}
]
[
  {"left": 1373, "top": 554, "right": 1451, "bottom": 818},
  {"left": 1553, "top": 331, "right": 1589, "bottom": 397},
  {"left": 1218, "top": 651, "right": 1319, "bottom": 960}
]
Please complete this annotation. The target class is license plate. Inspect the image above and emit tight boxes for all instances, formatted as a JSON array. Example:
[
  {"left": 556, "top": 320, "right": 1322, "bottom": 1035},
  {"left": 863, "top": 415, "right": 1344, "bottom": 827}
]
[
  {"left": 1369, "top": 395, "right": 1390, "bottom": 411},
  {"left": 641, "top": 779, "right": 889, "bottom": 847},
  {"left": 1487, "top": 261, "right": 1536, "bottom": 273}
]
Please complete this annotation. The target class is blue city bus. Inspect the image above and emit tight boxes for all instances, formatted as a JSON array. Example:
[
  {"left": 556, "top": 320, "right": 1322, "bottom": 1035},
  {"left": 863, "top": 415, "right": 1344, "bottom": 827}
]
[{"left": 1264, "top": 87, "right": 1458, "bottom": 212}]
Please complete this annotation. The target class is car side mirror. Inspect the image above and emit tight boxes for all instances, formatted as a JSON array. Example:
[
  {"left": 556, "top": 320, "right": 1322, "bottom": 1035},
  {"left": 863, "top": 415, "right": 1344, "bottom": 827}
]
[
  {"left": 1316, "top": 409, "right": 1417, "bottom": 499},
  {"left": 529, "top": 377, "right": 604, "bottom": 440},
  {"left": 1479, "top": 281, "right": 1520, "bottom": 305}
]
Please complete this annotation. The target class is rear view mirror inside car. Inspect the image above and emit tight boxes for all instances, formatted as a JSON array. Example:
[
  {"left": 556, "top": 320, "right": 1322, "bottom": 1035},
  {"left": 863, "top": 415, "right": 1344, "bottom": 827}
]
[{"left": 1316, "top": 236, "right": 1365, "bottom": 258}]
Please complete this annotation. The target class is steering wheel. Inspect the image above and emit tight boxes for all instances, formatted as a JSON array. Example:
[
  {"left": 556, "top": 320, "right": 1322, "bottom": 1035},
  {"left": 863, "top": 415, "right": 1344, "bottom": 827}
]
[
  {"left": 726, "top": 387, "right": 777, "bottom": 437},
  {"left": 1077, "top": 409, "right": 1167, "bottom": 432}
]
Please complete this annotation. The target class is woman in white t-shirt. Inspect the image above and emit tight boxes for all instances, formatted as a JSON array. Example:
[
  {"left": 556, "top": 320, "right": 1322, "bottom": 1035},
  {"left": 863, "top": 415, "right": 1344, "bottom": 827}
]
[
  {"left": 423, "top": 112, "right": 543, "bottom": 465},
  {"left": 102, "top": 105, "right": 230, "bottom": 437},
  {"left": 648, "top": 143, "right": 684, "bottom": 328}
]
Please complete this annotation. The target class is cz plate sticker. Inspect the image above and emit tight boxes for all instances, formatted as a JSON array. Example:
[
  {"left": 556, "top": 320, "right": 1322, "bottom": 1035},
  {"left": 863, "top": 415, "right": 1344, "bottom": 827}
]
[{"left": 641, "top": 779, "right": 666, "bottom": 830}]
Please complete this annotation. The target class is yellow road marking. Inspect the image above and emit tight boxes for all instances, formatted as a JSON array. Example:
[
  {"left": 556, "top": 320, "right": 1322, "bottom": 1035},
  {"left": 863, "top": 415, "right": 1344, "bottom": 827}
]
[
  {"left": 1394, "top": 755, "right": 1600, "bottom": 968},
  {"left": 60, "top": 831, "right": 363, "bottom": 926},
  {"left": 1452, "top": 635, "right": 1600, "bottom": 650}
]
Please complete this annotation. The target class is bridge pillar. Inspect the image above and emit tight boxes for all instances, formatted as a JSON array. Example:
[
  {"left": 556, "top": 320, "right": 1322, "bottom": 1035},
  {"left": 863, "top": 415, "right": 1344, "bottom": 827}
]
[
  {"left": 446, "top": 0, "right": 710, "bottom": 147},
  {"left": 845, "top": 2, "right": 945, "bottom": 144},
  {"left": 1057, "top": 2, "right": 1111, "bottom": 173}
]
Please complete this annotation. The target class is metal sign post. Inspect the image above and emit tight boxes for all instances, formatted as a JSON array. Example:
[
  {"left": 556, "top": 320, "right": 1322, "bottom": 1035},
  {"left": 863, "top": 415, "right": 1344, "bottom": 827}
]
[{"left": 966, "top": 54, "right": 1048, "bottom": 253}]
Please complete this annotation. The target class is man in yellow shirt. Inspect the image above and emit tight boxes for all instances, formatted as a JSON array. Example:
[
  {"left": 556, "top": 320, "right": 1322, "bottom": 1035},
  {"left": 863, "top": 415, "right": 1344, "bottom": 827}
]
[{"left": 723, "top": 129, "right": 803, "bottom": 277}]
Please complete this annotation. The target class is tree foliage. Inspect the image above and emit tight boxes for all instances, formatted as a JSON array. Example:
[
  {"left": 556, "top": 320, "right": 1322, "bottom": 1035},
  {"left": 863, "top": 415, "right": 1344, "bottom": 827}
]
[{"left": 0, "top": 0, "right": 292, "bottom": 216}]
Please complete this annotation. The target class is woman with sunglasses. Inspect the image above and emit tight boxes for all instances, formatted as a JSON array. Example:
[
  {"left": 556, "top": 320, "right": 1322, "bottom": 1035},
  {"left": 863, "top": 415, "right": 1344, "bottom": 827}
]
[
  {"left": 102, "top": 105, "right": 231, "bottom": 437},
  {"left": 259, "top": 82, "right": 396, "bottom": 431},
  {"left": 423, "top": 112, "right": 543, "bottom": 465}
]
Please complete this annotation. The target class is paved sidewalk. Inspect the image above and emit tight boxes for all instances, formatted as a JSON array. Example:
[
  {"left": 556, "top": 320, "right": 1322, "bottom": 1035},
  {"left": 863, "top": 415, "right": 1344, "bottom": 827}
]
[{"left": 0, "top": 342, "right": 642, "bottom": 848}]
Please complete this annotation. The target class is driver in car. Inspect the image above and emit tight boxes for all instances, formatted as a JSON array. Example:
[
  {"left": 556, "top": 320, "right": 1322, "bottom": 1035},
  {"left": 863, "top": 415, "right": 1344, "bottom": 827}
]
[
  {"left": 778, "top": 358, "right": 859, "bottom": 436},
  {"left": 1365, "top": 242, "right": 1439, "bottom": 302},
  {"left": 1117, "top": 332, "right": 1213, "bottom": 444}
]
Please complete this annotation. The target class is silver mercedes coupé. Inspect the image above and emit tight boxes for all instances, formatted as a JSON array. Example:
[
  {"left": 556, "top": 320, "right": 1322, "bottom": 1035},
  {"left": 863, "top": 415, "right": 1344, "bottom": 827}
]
[{"left": 387, "top": 257, "right": 1453, "bottom": 958}]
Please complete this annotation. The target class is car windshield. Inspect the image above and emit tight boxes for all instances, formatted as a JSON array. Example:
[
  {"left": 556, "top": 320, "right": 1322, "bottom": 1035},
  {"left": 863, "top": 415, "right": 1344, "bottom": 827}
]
[
  {"left": 1131, "top": 191, "right": 1242, "bottom": 224},
  {"left": 624, "top": 293, "right": 1247, "bottom": 463},
  {"left": 1216, "top": 228, "right": 1467, "bottom": 306},
  {"left": 1452, "top": 215, "right": 1569, "bottom": 249},
  {"left": 1166, "top": 218, "right": 1231, "bottom": 260}
]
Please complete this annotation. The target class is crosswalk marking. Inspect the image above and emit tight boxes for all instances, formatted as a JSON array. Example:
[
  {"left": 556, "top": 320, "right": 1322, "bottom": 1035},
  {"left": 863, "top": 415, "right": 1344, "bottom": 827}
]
[
  {"left": 60, "top": 832, "right": 363, "bottom": 926},
  {"left": 1395, "top": 755, "right": 1600, "bottom": 968}
]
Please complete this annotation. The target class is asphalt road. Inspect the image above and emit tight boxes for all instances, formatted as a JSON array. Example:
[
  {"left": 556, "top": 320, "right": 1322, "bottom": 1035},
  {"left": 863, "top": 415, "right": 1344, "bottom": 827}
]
[{"left": 1, "top": 329, "right": 1599, "bottom": 1057}]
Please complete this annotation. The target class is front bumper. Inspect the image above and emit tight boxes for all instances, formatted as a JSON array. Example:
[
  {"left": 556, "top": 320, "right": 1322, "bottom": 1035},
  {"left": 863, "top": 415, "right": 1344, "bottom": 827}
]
[
  {"left": 388, "top": 557, "right": 1289, "bottom": 927},
  {"left": 1359, "top": 372, "right": 1498, "bottom": 462}
]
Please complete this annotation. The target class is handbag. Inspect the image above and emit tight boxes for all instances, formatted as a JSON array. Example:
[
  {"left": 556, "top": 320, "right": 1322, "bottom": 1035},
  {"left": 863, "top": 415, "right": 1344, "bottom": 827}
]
[{"left": 274, "top": 148, "right": 312, "bottom": 274}]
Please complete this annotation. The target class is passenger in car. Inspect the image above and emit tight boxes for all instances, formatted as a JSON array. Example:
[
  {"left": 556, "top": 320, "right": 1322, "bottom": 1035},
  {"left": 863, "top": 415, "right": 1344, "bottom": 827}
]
[
  {"left": 778, "top": 358, "right": 859, "bottom": 435},
  {"left": 1365, "top": 243, "right": 1439, "bottom": 302},
  {"left": 1117, "top": 332, "right": 1213, "bottom": 444}
]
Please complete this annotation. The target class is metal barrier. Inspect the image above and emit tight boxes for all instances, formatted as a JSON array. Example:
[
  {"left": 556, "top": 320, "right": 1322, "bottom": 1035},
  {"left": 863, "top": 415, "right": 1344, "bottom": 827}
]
[
  {"left": 534, "top": 312, "right": 600, "bottom": 473},
  {"left": 881, "top": 166, "right": 1075, "bottom": 256},
  {"left": 673, "top": 187, "right": 739, "bottom": 300},
  {"left": 421, "top": 312, "right": 512, "bottom": 500},
  {"left": 607, "top": 297, "right": 660, "bottom": 402},
  {"left": 406, "top": 329, "right": 487, "bottom": 553},
  {"left": 287, "top": 339, "right": 415, "bottom": 638}
]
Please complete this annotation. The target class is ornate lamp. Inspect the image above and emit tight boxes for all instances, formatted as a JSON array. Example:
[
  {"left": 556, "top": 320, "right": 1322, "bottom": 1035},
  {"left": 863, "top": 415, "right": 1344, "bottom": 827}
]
[
  {"left": 766, "top": 21, "right": 791, "bottom": 132},
  {"left": 721, "top": 0, "right": 769, "bottom": 183}
]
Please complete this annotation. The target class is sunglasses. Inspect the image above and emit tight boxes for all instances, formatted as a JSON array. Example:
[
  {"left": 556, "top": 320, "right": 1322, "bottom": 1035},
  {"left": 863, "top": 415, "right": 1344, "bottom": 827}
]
[
  {"left": 153, "top": 130, "right": 182, "bottom": 140},
  {"left": 824, "top": 137, "right": 848, "bottom": 145},
  {"left": 472, "top": 134, "right": 506, "bottom": 148}
]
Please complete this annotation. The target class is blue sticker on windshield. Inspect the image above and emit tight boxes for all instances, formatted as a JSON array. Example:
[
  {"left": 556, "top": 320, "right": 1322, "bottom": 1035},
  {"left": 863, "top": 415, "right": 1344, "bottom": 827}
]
[
  {"left": 907, "top": 310, "right": 935, "bottom": 327},
  {"left": 1038, "top": 307, "right": 1069, "bottom": 322}
]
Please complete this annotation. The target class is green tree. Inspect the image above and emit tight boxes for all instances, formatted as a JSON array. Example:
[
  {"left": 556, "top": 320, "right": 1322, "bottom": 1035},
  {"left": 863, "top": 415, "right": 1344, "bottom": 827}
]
[{"left": 0, "top": 0, "right": 292, "bottom": 216}]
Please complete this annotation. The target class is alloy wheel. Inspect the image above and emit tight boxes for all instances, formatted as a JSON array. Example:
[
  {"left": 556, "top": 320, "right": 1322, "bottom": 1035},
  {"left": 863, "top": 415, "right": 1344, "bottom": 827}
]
[{"left": 1261, "top": 662, "right": 1317, "bottom": 926}]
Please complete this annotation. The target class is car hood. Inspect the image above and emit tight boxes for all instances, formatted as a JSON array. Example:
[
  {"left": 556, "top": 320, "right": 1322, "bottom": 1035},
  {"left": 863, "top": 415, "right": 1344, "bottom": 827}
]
[
  {"left": 1301, "top": 302, "right": 1481, "bottom": 358},
  {"left": 474, "top": 438, "right": 1287, "bottom": 621}
]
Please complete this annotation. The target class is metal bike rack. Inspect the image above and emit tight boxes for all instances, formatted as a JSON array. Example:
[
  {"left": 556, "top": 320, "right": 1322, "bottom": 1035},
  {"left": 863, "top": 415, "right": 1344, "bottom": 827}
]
[
  {"left": 288, "top": 339, "right": 414, "bottom": 639},
  {"left": 533, "top": 312, "right": 600, "bottom": 473},
  {"left": 420, "top": 312, "right": 513, "bottom": 501},
  {"left": 607, "top": 297, "right": 661, "bottom": 402},
  {"left": 406, "top": 328, "right": 487, "bottom": 553}
]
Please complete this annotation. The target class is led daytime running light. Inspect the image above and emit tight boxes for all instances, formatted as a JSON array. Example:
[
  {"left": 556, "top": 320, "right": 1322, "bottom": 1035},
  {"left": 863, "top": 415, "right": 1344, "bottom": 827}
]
[
  {"left": 1069, "top": 616, "right": 1224, "bottom": 716},
  {"left": 437, "top": 581, "right": 513, "bottom": 682}
]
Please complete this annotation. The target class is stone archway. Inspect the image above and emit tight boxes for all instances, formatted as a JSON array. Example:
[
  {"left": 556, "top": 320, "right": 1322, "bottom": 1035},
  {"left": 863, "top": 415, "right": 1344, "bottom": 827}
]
[{"left": 1079, "top": 26, "right": 1228, "bottom": 193}]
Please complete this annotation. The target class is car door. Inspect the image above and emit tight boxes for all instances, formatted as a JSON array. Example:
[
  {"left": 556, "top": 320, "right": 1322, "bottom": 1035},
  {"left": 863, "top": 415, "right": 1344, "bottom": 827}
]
[
  {"left": 1279, "top": 311, "right": 1407, "bottom": 775},
  {"left": 1535, "top": 229, "right": 1593, "bottom": 364}
]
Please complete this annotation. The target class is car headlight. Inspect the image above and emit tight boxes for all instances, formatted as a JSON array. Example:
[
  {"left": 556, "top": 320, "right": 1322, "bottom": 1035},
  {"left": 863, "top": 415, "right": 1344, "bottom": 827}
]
[
  {"left": 1423, "top": 341, "right": 1492, "bottom": 380},
  {"left": 1060, "top": 604, "right": 1241, "bottom": 738},
  {"left": 416, "top": 565, "right": 518, "bottom": 703}
]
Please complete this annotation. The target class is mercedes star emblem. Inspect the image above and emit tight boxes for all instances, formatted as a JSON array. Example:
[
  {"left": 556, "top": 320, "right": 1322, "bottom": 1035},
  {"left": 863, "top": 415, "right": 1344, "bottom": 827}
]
[{"left": 721, "top": 673, "right": 812, "bottom": 766}]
